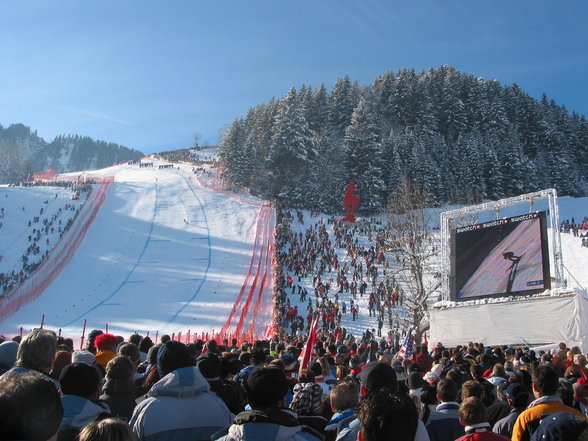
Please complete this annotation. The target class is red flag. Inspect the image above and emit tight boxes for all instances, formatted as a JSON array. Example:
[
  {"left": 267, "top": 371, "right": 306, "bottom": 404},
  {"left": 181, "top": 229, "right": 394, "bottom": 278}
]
[
  {"left": 423, "top": 331, "right": 428, "bottom": 347},
  {"left": 298, "top": 316, "right": 319, "bottom": 377}
]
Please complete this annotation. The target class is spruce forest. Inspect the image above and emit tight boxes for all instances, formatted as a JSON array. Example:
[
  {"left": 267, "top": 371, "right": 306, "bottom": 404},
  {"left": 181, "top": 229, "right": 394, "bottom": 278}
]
[
  {"left": 0, "top": 123, "right": 144, "bottom": 183},
  {"left": 219, "top": 65, "right": 588, "bottom": 213}
]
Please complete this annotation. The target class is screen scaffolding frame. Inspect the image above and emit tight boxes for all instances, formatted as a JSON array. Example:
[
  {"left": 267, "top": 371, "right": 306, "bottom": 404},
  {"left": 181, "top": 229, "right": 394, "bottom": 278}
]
[{"left": 439, "top": 189, "right": 564, "bottom": 302}]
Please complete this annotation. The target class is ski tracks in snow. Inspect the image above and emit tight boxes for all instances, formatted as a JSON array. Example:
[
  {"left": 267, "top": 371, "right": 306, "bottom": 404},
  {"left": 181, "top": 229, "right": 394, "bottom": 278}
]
[
  {"left": 160, "top": 176, "right": 212, "bottom": 329},
  {"left": 61, "top": 173, "right": 214, "bottom": 331}
]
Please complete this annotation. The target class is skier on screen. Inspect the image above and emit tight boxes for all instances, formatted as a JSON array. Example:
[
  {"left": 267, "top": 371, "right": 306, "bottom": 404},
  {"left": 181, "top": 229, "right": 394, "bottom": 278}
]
[
  {"left": 503, "top": 251, "right": 523, "bottom": 293},
  {"left": 502, "top": 251, "right": 521, "bottom": 263}
]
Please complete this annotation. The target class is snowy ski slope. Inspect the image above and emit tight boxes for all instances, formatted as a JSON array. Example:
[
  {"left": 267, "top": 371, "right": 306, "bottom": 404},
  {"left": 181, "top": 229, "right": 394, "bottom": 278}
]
[{"left": 0, "top": 159, "right": 272, "bottom": 338}]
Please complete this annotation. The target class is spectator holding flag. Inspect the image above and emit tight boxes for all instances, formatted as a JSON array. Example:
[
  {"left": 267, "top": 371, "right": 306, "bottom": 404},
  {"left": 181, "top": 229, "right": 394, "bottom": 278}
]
[
  {"left": 298, "top": 316, "right": 319, "bottom": 378},
  {"left": 399, "top": 332, "right": 413, "bottom": 360}
]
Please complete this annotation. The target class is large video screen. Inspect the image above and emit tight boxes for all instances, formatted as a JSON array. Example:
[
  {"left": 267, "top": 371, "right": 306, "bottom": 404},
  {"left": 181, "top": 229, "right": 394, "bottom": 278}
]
[{"left": 450, "top": 211, "right": 550, "bottom": 301}]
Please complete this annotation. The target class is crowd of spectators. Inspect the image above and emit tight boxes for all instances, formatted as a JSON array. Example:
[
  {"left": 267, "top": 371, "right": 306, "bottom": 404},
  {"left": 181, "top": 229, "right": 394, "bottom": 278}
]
[
  {"left": 2, "top": 329, "right": 588, "bottom": 441},
  {"left": 560, "top": 217, "right": 588, "bottom": 248},
  {"left": 155, "top": 149, "right": 218, "bottom": 166},
  {"left": 2, "top": 178, "right": 587, "bottom": 440},
  {"left": 0, "top": 182, "right": 92, "bottom": 296},
  {"left": 272, "top": 204, "right": 408, "bottom": 347}
]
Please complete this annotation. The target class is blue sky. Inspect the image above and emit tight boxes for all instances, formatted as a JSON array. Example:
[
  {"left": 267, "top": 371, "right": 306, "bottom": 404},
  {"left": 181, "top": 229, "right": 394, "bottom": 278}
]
[{"left": 1, "top": 1, "right": 587, "bottom": 154}]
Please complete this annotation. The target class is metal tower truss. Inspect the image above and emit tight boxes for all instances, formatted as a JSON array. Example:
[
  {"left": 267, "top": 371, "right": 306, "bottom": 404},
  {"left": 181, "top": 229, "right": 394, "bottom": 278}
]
[{"left": 439, "top": 189, "right": 564, "bottom": 301}]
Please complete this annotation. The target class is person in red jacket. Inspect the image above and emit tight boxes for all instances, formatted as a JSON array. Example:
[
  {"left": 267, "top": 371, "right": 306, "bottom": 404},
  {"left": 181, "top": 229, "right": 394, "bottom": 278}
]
[
  {"left": 416, "top": 344, "right": 434, "bottom": 372},
  {"left": 456, "top": 397, "right": 509, "bottom": 441}
]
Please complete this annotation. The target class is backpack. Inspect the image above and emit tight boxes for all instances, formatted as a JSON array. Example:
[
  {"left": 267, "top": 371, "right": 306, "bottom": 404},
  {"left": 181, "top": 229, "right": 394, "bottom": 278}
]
[{"left": 291, "top": 382, "right": 323, "bottom": 416}]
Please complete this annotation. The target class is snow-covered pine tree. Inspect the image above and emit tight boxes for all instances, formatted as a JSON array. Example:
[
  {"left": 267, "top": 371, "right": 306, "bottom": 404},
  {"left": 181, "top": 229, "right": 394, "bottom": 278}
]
[
  {"left": 570, "top": 112, "right": 588, "bottom": 180},
  {"left": 439, "top": 68, "right": 467, "bottom": 144},
  {"left": 511, "top": 85, "right": 542, "bottom": 159},
  {"left": 329, "top": 76, "right": 357, "bottom": 140},
  {"left": 481, "top": 141, "right": 504, "bottom": 200},
  {"left": 413, "top": 80, "right": 438, "bottom": 134},
  {"left": 480, "top": 80, "right": 510, "bottom": 138},
  {"left": 538, "top": 105, "right": 579, "bottom": 196},
  {"left": 0, "top": 138, "right": 25, "bottom": 183},
  {"left": 306, "top": 148, "right": 347, "bottom": 211},
  {"left": 299, "top": 84, "right": 313, "bottom": 122},
  {"left": 381, "top": 130, "right": 404, "bottom": 198},
  {"left": 343, "top": 98, "right": 385, "bottom": 212},
  {"left": 500, "top": 128, "right": 534, "bottom": 196},
  {"left": 219, "top": 118, "right": 249, "bottom": 188},
  {"left": 311, "top": 84, "right": 330, "bottom": 137},
  {"left": 393, "top": 68, "right": 417, "bottom": 128},
  {"left": 406, "top": 135, "right": 443, "bottom": 206},
  {"left": 373, "top": 71, "right": 396, "bottom": 125},
  {"left": 453, "top": 131, "right": 486, "bottom": 202},
  {"left": 267, "top": 87, "right": 316, "bottom": 200}
]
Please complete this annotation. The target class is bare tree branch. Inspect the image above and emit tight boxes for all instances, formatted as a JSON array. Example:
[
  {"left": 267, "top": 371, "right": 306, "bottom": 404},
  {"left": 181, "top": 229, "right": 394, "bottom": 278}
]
[{"left": 385, "top": 177, "right": 440, "bottom": 344}]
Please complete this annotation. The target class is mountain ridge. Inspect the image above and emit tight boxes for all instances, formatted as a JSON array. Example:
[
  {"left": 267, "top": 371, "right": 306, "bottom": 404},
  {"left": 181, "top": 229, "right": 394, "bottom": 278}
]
[{"left": 0, "top": 123, "right": 144, "bottom": 183}]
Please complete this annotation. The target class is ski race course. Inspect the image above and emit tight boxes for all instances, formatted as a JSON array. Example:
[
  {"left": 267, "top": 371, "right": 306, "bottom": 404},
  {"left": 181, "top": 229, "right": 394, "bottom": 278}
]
[{"left": 0, "top": 159, "right": 275, "bottom": 342}]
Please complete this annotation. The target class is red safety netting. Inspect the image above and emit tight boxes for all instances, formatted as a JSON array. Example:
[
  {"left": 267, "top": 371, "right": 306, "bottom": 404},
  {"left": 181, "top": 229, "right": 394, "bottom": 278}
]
[
  {"left": 215, "top": 203, "right": 276, "bottom": 345},
  {"left": 0, "top": 180, "right": 112, "bottom": 322},
  {"left": 193, "top": 172, "right": 263, "bottom": 207},
  {"left": 0, "top": 326, "right": 266, "bottom": 351},
  {"left": 33, "top": 169, "right": 59, "bottom": 181},
  {"left": 244, "top": 206, "right": 275, "bottom": 338},
  {"left": 232, "top": 205, "right": 271, "bottom": 338},
  {"left": 191, "top": 168, "right": 276, "bottom": 345},
  {"left": 219, "top": 204, "right": 270, "bottom": 339},
  {"left": 48, "top": 175, "right": 115, "bottom": 183}
]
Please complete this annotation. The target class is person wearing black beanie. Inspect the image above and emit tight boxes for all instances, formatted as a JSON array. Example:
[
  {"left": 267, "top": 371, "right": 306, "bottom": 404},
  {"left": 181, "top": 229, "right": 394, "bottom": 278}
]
[
  {"left": 197, "top": 352, "right": 243, "bottom": 414},
  {"left": 212, "top": 368, "right": 322, "bottom": 441},
  {"left": 59, "top": 362, "right": 111, "bottom": 434},
  {"left": 245, "top": 367, "right": 290, "bottom": 408},
  {"left": 531, "top": 411, "right": 588, "bottom": 441},
  {"left": 157, "top": 341, "right": 194, "bottom": 377}
]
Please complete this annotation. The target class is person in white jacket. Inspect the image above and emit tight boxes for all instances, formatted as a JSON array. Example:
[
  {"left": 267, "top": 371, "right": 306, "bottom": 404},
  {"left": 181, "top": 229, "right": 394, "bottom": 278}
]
[{"left": 130, "top": 341, "right": 233, "bottom": 441}]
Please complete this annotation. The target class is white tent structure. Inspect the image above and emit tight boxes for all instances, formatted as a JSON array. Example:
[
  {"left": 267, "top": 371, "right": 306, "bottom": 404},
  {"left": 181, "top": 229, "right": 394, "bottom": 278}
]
[{"left": 430, "top": 290, "right": 588, "bottom": 352}]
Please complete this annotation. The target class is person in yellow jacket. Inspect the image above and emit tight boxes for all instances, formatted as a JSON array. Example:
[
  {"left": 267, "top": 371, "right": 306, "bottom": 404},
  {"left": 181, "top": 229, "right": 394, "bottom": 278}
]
[
  {"left": 511, "top": 364, "right": 583, "bottom": 441},
  {"left": 94, "top": 333, "right": 119, "bottom": 374}
]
